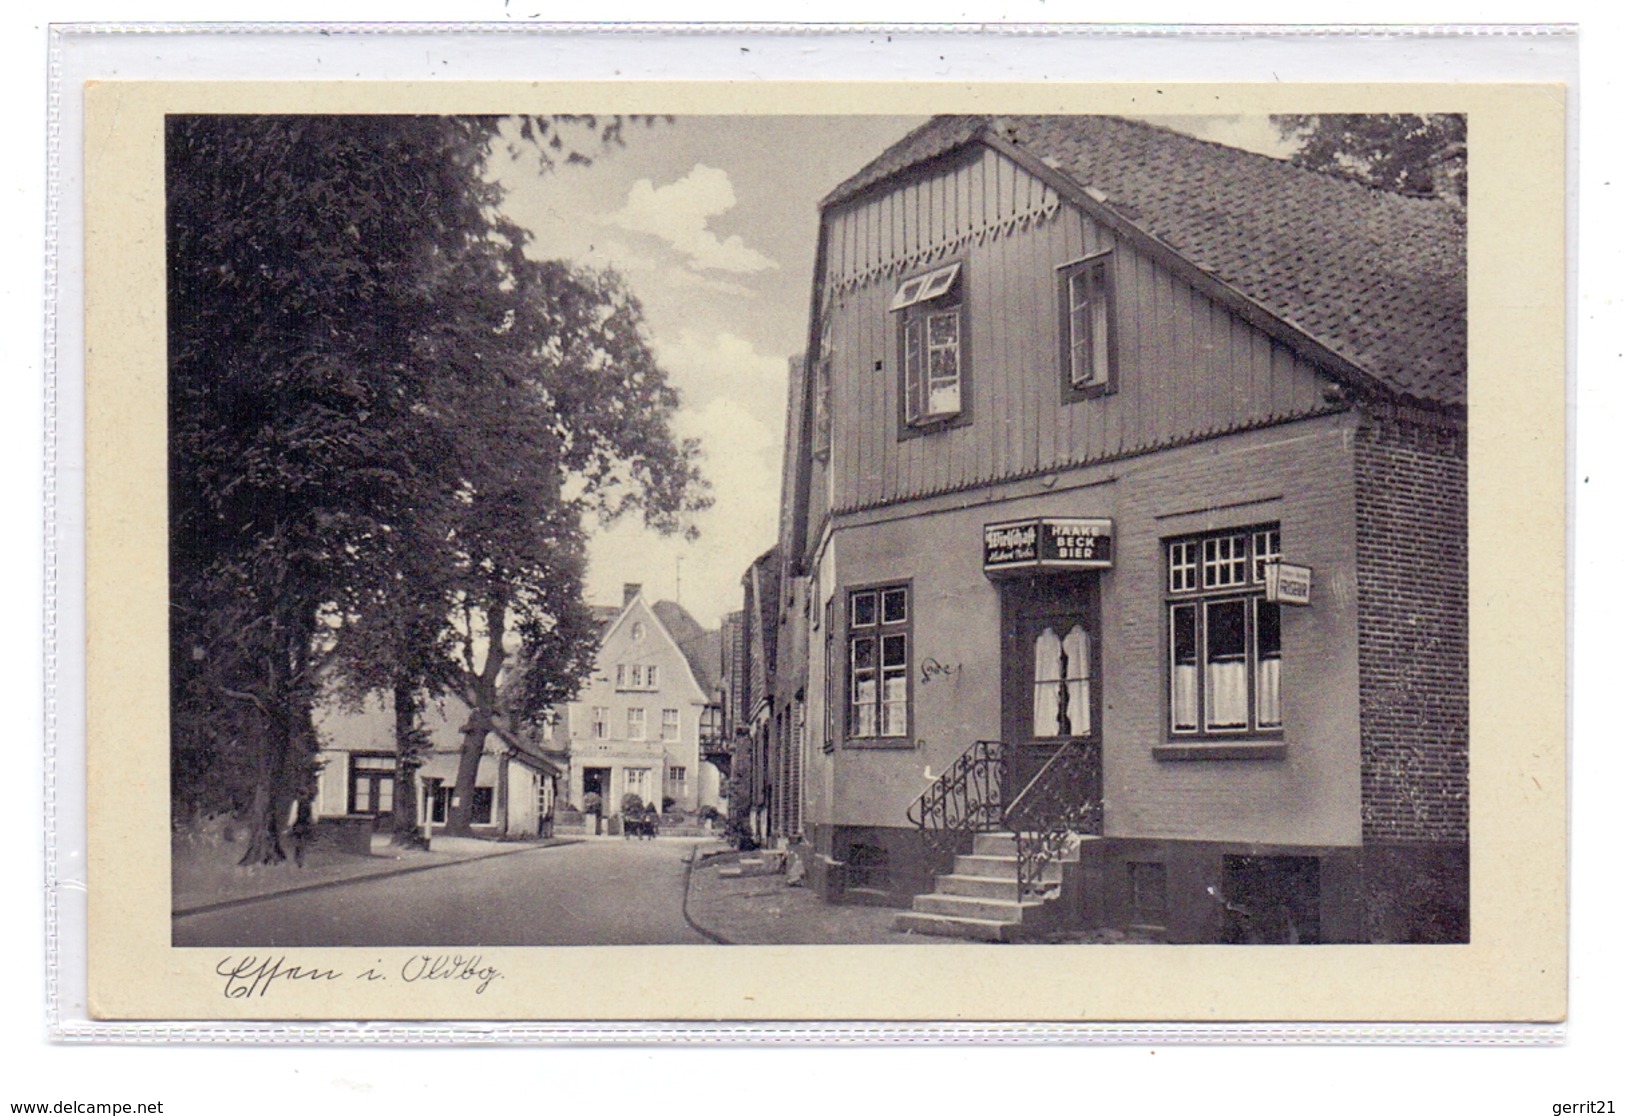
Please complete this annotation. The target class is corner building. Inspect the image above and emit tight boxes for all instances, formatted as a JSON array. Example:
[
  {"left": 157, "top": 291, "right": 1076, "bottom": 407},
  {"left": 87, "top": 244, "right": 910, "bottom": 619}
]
[{"left": 777, "top": 116, "right": 1467, "bottom": 943}]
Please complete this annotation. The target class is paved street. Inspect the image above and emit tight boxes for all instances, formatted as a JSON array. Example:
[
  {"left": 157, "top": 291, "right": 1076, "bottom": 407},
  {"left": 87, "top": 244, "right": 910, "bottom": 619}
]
[{"left": 173, "top": 837, "right": 714, "bottom": 947}]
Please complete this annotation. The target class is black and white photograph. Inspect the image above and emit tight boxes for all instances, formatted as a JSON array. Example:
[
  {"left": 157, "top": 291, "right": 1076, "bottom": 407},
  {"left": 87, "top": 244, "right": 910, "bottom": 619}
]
[{"left": 165, "top": 108, "right": 1472, "bottom": 952}]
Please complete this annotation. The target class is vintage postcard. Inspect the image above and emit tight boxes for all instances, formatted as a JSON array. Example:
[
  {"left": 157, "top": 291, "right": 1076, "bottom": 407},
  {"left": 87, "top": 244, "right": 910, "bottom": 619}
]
[{"left": 80, "top": 79, "right": 1566, "bottom": 1022}]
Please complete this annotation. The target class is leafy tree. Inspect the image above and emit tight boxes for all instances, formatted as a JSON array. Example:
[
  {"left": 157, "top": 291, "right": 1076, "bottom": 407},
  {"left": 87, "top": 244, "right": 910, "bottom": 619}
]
[
  {"left": 1272, "top": 114, "right": 1465, "bottom": 198},
  {"left": 168, "top": 114, "right": 705, "bottom": 862}
]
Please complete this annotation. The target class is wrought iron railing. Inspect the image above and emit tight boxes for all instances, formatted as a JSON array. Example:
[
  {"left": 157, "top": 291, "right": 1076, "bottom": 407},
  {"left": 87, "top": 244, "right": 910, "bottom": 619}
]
[
  {"left": 906, "top": 739, "right": 1007, "bottom": 871},
  {"left": 1003, "top": 739, "right": 1103, "bottom": 897}
]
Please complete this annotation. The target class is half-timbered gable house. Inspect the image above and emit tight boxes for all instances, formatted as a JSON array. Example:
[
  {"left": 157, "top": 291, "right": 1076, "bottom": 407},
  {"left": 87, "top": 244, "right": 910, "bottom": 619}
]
[{"left": 777, "top": 115, "right": 1466, "bottom": 942}]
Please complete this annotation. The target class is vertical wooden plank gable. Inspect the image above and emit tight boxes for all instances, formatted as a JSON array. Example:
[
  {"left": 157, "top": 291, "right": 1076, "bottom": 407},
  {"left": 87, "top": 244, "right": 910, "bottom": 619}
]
[{"left": 815, "top": 143, "right": 1339, "bottom": 513}]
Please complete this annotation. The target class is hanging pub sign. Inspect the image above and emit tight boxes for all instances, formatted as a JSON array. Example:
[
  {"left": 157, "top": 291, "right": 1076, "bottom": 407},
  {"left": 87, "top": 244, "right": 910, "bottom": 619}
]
[
  {"left": 983, "top": 517, "right": 1114, "bottom": 574},
  {"left": 1264, "top": 559, "right": 1313, "bottom": 605}
]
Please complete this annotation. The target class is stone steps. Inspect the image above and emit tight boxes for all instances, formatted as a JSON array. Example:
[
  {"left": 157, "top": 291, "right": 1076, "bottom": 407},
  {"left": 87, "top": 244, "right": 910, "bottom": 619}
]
[{"left": 893, "top": 831, "right": 1082, "bottom": 941}]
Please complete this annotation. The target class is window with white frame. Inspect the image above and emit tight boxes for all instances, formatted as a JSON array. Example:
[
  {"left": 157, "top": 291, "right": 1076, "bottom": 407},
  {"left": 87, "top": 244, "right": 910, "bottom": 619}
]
[
  {"left": 667, "top": 765, "right": 687, "bottom": 795},
  {"left": 848, "top": 584, "right": 910, "bottom": 741},
  {"left": 1059, "top": 253, "right": 1117, "bottom": 397},
  {"left": 348, "top": 754, "right": 395, "bottom": 816},
  {"left": 616, "top": 663, "right": 657, "bottom": 692},
  {"left": 1167, "top": 526, "right": 1283, "bottom": 736},
  {"left": 661, "top": 708, "right": 680, "bottom": 740},
  {"left": 627, "top": 707, "right": 647, "bottom": 741},
  {"left": 891, "top": 261, "right": 965, "bottom": 430},
  {"left": 591, "top": 706, "right": 609, "bottom": 739},
  {"left": 625, "top": 767, "right": 651, "bottom": 802}
]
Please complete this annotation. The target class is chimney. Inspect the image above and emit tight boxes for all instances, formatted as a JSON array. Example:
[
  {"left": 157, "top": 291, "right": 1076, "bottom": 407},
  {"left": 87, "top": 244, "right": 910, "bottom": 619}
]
[{"left": 623, "top": 583, "right": 642, "bottom": 607}]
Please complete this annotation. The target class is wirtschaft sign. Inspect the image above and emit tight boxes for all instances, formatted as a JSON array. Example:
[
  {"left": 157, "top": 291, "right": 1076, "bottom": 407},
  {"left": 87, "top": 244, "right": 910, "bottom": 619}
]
[{"left": 982, "top": 517, "right": 1114, "bottom": 574}]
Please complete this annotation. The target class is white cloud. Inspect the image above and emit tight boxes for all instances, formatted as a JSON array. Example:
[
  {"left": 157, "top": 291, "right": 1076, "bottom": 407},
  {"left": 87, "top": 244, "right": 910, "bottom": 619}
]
[
  {"left": 652, "top": 328, "right": 791, "bottom": 421},
  {"left": 584, "top": 397, "right": 781, "bottom": 630},
  {"left": 663, "top": 267, "right": 759, "bottom": 300},
  {"left": 604, "top": 164, "right": 780, "bottom": 275},
  {"left": 574, "top": 238, "right": 660, "bottom": 275}
]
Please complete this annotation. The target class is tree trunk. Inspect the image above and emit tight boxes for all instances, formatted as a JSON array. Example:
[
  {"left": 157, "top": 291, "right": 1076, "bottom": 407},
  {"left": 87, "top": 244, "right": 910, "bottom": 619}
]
[
  {"left": 446, "top": 598, "right": 507, "bottom": 836},
  {"left": 444, "top": 706, "right": 492, "bottom": 836},
  {"left": 238, "top": 772, "right": 287, "bottom": 866},
  {"left": 236, "top": 602, "right": 317, "bottom": 866},
  {"left": 390, "top": 679, "right": 426, "bottom": 848}
]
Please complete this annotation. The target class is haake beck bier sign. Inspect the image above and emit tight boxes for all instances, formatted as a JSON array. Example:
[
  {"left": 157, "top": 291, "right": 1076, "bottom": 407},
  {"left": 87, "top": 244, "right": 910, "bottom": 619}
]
[{"left": 983, "top": 517, "right": 1113, "bottom": 573}]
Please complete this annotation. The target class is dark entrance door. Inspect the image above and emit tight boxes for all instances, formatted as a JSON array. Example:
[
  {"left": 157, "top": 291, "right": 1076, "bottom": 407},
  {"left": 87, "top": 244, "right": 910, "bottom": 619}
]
[
  {"left": 999, "top": 573, "right": 1102, "bottom": 808},
  {"left": 582, "top": 766, "right": 610, "bottom": 835}
]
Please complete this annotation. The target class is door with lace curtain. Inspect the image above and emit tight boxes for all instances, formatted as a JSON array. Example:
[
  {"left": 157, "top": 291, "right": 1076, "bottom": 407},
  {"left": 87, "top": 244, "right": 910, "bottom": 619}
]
[{"left": 999, "top": 574, "right": 1102, "bottom": 803}]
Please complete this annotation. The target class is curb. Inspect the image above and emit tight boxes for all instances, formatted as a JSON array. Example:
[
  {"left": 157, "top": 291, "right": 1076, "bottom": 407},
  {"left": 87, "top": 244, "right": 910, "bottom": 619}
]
[
  {"left": 172, "top": 838, "right": 582, "bottom": 919},
  {"left": 680, "top": 847, "right": 733, "bottom": 945}
]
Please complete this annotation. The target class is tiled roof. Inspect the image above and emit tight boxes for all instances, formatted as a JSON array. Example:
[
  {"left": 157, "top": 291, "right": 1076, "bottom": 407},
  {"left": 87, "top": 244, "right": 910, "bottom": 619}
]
[
  {"left": 652, "top": 599, "right": 721, "bottom": 696},
  {"left": 823, "top": 115, "right": 1466, "bottom": 409}
]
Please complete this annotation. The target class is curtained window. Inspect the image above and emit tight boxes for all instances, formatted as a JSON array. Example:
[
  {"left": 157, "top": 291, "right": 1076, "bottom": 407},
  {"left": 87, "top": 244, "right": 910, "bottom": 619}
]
[
  {"left": 1166, "top": 526, "right": 1285, "bottom": 736},
  {"left": 1033, "top": 623, "right": 1092, "bottom": 738}
]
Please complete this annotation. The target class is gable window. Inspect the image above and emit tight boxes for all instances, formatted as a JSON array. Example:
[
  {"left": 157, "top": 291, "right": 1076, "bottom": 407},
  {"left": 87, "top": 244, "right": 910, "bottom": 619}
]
[
  {"left": 1166, "top": 526, "right": 1282, "bottom": 737},
  {"left": 1058, "top": 253, "right": 1117, "bottom": 398},
  {"left": 891, "top": 261, "right": 967, "bottom": 433},
  {"left": 616, "top": 663, "right": 657, "bottom": 692},
  {"left": 847, "top": 584, "right": 910, "bottom": 742}
]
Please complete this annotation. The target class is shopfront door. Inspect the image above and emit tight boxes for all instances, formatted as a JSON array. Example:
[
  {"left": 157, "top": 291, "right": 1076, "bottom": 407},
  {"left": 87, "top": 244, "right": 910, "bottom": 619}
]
[{"left": 999, "top": 573, "right": 1102, "bottom": 805}]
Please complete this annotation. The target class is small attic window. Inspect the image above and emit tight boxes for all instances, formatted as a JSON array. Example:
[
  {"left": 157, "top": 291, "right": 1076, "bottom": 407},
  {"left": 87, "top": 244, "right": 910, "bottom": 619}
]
[{"left": 889, "top": 262, "right": 960, "bottom": 312}]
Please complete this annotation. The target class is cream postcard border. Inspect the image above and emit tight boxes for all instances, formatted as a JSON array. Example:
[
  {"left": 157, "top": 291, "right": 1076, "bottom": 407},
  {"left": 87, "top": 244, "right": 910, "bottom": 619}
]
[{"left": 83, "top": 80, "right": 1566, "bottom": 1022}]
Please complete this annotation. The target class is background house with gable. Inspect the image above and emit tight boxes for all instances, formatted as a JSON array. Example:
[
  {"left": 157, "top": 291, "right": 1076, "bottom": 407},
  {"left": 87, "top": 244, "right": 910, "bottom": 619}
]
[
  {"left": 771, "top": 114, "right": 1467, "bottom": 942},
  {"left": 556, "top": 583, "right": 726, "bottom": 819}
]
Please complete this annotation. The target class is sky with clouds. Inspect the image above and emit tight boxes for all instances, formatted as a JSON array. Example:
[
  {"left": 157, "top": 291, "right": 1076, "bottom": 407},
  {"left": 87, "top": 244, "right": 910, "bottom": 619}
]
[{"left": 492, "top": 114, "right": 1295, "bottom": 630}]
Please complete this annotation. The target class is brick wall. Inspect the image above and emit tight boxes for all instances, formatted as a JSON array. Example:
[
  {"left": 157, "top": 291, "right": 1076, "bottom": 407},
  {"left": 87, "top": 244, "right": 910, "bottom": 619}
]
[
  {"left": 1355, "top": 413, "right": 1468, "bottom": 845},
  {"left": 1105, "top": 414, "right": 1363, "bottom": 848}
]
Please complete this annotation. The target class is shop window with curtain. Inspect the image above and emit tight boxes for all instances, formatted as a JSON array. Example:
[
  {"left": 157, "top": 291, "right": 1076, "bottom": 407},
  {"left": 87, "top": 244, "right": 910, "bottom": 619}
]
[{"left": 1166, "top": 526, "right": 1282, "bottom": 737}]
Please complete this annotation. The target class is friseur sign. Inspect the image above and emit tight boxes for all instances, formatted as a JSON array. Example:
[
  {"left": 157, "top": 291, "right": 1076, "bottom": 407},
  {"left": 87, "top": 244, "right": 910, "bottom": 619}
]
[{"left": 982, "top": 517, "right": 1114, "bottom": 574}]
